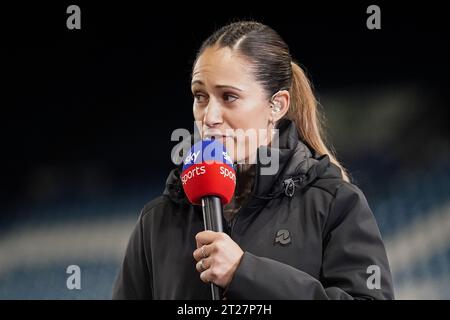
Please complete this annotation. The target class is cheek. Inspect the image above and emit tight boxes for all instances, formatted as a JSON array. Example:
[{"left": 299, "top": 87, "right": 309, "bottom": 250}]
[
  {"left": 193, "top": 105, "right": 202, "bottom": 120},
  {"left": 226, "top": 106, "right": 269, "bottom": 131},
  {"left": 225, "top": 113, "right": 272, "bottom": 163},
  {"left": 192, "top": 106, "right": 204, "bottom": 136}
]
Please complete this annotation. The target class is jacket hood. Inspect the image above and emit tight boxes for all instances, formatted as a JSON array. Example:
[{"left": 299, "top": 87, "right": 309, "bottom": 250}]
[{"left": 163, "top": 119, "right": 343, "bottom": 205}]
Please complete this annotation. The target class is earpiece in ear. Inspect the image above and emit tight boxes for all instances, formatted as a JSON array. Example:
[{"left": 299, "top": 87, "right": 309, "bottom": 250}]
[{"left": 271, "top": 102, "right": 281, "bottom": 113}]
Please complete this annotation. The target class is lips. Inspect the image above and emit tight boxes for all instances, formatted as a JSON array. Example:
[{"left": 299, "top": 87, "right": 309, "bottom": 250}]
[
  {"left": 205, "top": 136, "right": 229, "bottom": 145},
  {"left": 203, "top": 131, "right": 233, "bottom": 140}
]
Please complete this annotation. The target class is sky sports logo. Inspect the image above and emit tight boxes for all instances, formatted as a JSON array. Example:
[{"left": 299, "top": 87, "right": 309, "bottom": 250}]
[
  {"left": 183, "top": 150, "right": 201, "bottom": 166},
  {"left": 182, "top": 140, "right": 233, "bottom": 169},
  {"left": 181, "top": 164, "right": 236, "bottom": 186},
  {"left": 183, "top": 150, "right": 232, "bottom": 166},
  {"left": 181, "top": 165, "right": 206, "bottom": 185}
]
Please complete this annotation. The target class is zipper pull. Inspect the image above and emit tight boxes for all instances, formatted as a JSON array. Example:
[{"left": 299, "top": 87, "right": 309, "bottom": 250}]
[{"left": 283, "top": 178, "right": 296, "bottom": 197}]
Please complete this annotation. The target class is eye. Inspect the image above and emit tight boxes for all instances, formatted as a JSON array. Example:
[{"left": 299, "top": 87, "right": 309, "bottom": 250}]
[
  {"left": 223, "top": 93, "right": 238, "bottom": 103},
  {"left": 193, "top": 92, "right": 208, "bottom": 104}
]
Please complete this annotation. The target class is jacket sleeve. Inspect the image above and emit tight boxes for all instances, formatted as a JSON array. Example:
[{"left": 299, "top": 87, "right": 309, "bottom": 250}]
[
  {"left": 225, "top": 183, "right": 395, "bottom": 300},
  {"left": 112, "top": 211, "right": 153, "bottom": 299}
]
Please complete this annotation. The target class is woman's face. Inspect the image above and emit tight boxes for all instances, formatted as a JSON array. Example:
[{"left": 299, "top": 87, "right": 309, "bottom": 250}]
[{"left": 192, "top": 46, "right": 274, "bottom": 164}]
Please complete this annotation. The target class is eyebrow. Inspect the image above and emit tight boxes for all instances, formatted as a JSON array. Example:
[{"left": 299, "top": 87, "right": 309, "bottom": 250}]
[{"left": 191, "top": 80, "right": 243, "bottom": 92}]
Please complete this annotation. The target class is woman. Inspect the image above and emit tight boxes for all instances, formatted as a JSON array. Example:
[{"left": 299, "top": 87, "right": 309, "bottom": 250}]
[{"left": 113, "top": 21, "right": 394, "bottom": 300}]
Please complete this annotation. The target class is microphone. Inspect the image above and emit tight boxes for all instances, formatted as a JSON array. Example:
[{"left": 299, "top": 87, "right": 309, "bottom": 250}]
[{"left": 181, "top": 139, "right": 236, "bottom": 300}]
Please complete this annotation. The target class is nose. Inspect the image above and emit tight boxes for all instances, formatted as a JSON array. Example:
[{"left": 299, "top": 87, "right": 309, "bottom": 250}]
[{"left": 203, "top": 99, "right": 223, "bottom": 129}]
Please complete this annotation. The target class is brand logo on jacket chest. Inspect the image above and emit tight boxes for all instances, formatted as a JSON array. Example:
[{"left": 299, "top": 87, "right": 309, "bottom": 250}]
[{"left": 274, "top": 229, "right": 291, "bottom": 245}]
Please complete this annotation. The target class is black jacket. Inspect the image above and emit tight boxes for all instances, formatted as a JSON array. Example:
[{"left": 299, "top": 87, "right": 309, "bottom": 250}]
[{"left": 112, "top": 119, "right": 394, "bottom": 300}]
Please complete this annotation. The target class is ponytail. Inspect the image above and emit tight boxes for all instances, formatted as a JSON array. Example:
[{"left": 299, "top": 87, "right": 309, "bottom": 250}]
[{"left": 287, "top": 62, "right": 350, "bottom": 182}]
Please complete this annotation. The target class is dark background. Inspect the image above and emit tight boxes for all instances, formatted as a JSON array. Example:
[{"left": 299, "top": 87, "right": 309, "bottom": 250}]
[
  {"left": 2, "top": 2, "right": 448, "bottom": 213},
  {"left": 1, "top": 1, "right": 449, "bottom": 299}
]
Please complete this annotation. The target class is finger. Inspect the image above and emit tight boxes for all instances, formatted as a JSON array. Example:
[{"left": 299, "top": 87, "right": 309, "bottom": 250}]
[
  {"left": 193, "top": 244, "right": 213, "bottom": 261},
  {"left": 195, "top": 260, "right": 202, "bottom": 273},
  {"left": 195, "top": 230, "right": 219, "bottom": 248},
  {"left": 195, "top": 257, "right": 211, "bottom": 273},
  {"left": 200, "top": 268, "right": 213, "bottom": 283}
]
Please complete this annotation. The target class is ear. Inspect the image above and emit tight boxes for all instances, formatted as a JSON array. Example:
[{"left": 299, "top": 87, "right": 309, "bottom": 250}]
[{"left": 270, "top": 90, "right": 290, "bottom": 122}]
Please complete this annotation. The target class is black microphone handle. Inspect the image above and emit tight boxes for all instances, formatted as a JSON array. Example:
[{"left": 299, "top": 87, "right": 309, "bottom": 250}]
[{"left": 201, "top": 196, "right": 224, "bottom": 300}]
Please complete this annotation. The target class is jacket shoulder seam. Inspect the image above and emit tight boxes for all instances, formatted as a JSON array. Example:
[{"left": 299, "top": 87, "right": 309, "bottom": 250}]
[
  {"left": 308, "top": 178, "right": 345, "bottom": 197},
  {"left": 322, "top": 181, "right": 366, "bottom": 236}
]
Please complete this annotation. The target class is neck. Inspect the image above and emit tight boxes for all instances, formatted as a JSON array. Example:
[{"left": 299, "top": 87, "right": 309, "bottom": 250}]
[{"left": 223, "top": 163, "right": 256, "bottom": 222}]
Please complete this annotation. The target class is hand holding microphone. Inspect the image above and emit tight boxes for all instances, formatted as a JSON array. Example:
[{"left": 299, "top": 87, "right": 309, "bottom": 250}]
[
  {"left": 181, "top": 139, "right": 243, "bottom": 299},
  {"left": 193, "top": 230, "right": 243, "bottom": 289}
]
